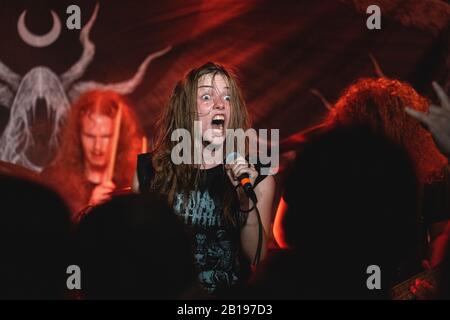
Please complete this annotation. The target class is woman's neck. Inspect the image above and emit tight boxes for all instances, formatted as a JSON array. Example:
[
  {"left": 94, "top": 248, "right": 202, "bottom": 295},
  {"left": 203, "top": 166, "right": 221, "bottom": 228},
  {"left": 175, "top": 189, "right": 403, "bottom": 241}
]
[
  {"left": 199, "top": 162, "right": 221, "bottom": 170},
  {"left": 199, "top": 144, "right": 223, "bottom": 170}
]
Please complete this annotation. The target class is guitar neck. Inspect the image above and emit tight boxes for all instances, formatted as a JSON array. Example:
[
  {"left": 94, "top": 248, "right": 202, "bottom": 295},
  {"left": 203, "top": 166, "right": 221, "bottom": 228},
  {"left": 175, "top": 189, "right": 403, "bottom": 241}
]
[{"left": 391, "top": 267, "right": 439, "bottom": 300}]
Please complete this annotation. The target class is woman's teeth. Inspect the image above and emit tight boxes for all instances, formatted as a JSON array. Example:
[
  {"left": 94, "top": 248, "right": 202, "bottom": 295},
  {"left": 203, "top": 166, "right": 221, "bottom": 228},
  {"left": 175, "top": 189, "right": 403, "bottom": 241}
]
[
  {"left": 211, "top": 115, "right": 225, "bottom": 127},
  {"left": 211, "top": 116, "right": 225, "bottom": 135},
  {"left": 212, "top": 114, "right": 225, "bottom": 122}
]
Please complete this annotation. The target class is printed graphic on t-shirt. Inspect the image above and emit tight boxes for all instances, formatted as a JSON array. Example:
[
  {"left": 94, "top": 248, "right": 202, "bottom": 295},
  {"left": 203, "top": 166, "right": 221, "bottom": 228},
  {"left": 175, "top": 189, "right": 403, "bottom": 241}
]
[{"left": 174, "top": 190, "right": 239, "bottom": 292}]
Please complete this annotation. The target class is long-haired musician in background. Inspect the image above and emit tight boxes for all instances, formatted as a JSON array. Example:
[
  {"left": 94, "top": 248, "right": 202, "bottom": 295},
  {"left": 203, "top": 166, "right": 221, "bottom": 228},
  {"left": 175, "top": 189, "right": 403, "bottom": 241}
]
[
  {"left": 327, "top": 79, "right": 450, "bottom": 270},
  {"left": 274, "top": 79, "right": 450, "bottom": 299},
  {"left": 41, "top": 90, "right": 143, "bottom": 222},
  {"left": 135, "top": 62, "right": 275, "bottom": 295}
]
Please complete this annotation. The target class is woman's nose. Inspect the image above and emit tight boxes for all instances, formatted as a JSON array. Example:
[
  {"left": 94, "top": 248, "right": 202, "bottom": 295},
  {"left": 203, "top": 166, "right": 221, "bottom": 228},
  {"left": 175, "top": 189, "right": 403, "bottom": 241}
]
[{"left": 213, "top": 96, "right": 225, "bottom": 109}]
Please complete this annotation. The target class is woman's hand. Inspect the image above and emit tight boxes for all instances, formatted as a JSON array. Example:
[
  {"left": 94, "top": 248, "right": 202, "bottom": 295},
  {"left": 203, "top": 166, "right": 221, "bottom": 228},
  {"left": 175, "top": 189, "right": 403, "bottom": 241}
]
[
  {"left": 405, "top": 82, "right": 450, "bottom": 157},
  {"left": 225, "top": 161, "right": 258, "bottom": 189}
]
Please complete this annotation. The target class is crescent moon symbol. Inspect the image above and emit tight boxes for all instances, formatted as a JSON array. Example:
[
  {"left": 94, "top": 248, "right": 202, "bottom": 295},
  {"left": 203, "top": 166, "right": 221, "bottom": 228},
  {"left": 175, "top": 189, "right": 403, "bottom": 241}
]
[{"left": 17, "top": 10, "right": 62, "bottom": 48}]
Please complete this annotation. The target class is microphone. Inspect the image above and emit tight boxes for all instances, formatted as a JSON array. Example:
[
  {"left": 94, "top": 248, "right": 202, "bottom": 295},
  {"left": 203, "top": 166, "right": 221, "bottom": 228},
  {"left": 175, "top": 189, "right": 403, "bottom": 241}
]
[{"left": 225, "top": 152, "right": 258, "bottom": 204}]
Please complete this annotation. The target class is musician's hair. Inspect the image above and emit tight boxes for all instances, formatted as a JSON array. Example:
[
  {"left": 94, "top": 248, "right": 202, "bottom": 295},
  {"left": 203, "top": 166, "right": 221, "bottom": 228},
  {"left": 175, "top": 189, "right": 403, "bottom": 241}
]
[
  {"left": 326, "top": 77, "right": 447, "bottom": 184},
  {"left": 45, "top": 90, "right": 142, "bottom": 213},
  {"left": 150, "top": 62, "right": 250, "bottom": 226}
]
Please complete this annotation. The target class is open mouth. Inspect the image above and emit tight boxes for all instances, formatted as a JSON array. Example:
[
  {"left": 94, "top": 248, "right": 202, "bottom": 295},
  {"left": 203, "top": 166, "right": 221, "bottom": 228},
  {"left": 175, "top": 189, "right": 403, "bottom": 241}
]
[
  {"left": 211, "top": 114, "right": 225, "bottom": 132},
  {"left": 92, "top": 153, "right": 105, "bottom": 158},
  {"left": 24, "top": 98, "right": 57, "bottom": 167}
]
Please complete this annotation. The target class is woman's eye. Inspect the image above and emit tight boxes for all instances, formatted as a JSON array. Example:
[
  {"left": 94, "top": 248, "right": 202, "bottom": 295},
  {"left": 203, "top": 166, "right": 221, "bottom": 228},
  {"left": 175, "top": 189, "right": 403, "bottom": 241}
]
[
  {"left": 224, "top": 95, "right": 231, "bottom": 101},
  {"left": 201, "top": 94, "right": 211, "bottom": 100}
]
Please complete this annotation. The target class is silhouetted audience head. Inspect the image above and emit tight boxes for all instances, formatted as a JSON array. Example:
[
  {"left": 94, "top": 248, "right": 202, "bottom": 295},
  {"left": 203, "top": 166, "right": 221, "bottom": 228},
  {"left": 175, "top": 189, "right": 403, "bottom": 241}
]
[
  {"left": 0, "top": 175, "right": 72, "bottom": 299},
  {"left": 75, "top": 193, "right": 198, "bottom": 299},
  {"left": 272, "top": 126, "right": 420, "bottom": 299}
]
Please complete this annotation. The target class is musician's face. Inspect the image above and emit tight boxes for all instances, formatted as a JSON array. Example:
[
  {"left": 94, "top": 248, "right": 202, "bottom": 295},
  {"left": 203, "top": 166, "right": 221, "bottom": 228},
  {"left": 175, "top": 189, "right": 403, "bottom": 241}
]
[
  {"left": 81, "top": 113, "right": 114, "bottom": 169},
  {"left": 197, "top": 73, "right": 231, "bottom": 144}
]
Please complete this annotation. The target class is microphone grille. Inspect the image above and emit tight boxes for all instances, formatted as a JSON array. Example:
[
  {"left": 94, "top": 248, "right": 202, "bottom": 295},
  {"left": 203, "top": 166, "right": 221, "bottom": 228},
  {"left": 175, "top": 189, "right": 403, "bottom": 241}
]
[{"left": 225, "top": 152, "right": 245, "bottom": 164}]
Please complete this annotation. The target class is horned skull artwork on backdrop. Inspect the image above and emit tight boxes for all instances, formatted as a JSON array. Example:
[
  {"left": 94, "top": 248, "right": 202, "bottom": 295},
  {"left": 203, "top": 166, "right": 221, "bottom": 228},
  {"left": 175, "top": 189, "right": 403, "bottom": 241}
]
[{"left": 0, "top": 4, "right": 171, "bottom": 172}]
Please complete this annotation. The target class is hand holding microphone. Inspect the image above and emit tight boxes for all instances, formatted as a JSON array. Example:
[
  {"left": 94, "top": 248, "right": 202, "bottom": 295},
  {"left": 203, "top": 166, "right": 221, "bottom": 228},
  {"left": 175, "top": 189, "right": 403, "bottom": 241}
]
[
  {"left": 225, "top": 153, "right": 264, "bottom": 266},
  {"left": 225, "top": 152, "right": 258, "bottom": 204}
]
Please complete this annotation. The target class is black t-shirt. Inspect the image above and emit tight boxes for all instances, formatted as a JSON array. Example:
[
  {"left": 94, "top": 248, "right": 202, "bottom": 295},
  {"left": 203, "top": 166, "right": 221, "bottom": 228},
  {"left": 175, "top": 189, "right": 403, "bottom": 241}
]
[
  {"left": 137, "top": 153, "right": 268, "bottom": 293},
  {"left": 173, "top": 165, "right": 245, "bottom": 293}
]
